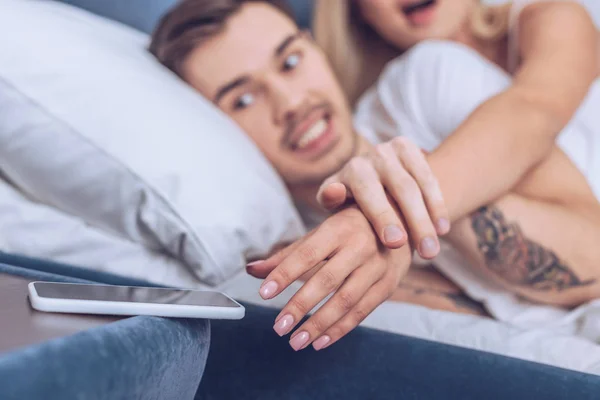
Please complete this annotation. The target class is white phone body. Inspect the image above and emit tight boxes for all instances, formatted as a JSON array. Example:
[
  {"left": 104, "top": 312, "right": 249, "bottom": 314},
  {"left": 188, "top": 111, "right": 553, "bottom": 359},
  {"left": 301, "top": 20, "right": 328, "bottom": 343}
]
[{"left": 28, "top": 281, "right": 245, "bottom": 320}]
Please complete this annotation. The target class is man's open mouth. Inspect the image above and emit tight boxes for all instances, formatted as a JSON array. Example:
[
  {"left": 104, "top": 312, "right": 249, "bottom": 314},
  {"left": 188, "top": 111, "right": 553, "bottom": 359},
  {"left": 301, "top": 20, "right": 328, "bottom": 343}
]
[
  {"left": 402, "top": 0, "right": 437, "bottom": 16},
  {"left": 294, "top": 116, "right": 330, "bottom": 150},
  {"left": 287, "top": 108, "right": 336, "bottom": 158}
]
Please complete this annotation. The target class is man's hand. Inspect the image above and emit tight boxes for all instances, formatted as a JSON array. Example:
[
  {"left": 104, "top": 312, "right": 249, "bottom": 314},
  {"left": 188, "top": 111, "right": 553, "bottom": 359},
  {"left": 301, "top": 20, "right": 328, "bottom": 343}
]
[
  {"left": 317, "top": 137, "right": 449, "bottom": 259},
  {"left": 246, "top": 207, "right": 412, "bottom": 351}
]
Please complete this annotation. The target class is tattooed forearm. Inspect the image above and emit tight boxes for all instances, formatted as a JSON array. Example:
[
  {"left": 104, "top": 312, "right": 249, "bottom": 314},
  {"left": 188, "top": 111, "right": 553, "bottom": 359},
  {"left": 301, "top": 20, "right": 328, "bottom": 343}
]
[{"left": 471, "top": 206, "right": 595, "bottom": 291}]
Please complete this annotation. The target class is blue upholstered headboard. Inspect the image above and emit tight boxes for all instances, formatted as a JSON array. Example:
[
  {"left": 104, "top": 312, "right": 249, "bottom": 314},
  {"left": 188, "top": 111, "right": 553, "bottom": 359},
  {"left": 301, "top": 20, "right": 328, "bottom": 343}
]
[{"left": 54, "top": 0, "right": 314, "bottom": 33}]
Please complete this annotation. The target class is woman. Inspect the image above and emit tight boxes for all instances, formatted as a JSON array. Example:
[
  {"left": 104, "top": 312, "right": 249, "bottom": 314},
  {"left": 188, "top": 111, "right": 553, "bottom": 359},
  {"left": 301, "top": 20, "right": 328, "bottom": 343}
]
[
  {"left": 312, "top": 0, "right": 599, "bottom": 220},
  {"left": 314, "top": 0, "right": 599, "bottom": 108},
  {"left": 305, "top": 0, "right": 600, "bottom": 318}
]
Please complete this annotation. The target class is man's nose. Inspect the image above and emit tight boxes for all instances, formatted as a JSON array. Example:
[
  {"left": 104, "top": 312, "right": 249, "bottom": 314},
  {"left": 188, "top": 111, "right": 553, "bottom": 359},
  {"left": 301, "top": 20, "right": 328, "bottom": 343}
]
[{"left": 271, "top": 77, "right": 304, "bottom": 126}]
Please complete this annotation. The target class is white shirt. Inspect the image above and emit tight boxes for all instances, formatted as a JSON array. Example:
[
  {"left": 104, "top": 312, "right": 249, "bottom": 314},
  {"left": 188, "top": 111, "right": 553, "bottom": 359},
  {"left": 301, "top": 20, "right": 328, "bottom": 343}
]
[
  {"left": 354, "top": 40, "right": 600, "bottom": 199},
  {"left": 353, "top": 40, "right": 600, "bottom": 333}
]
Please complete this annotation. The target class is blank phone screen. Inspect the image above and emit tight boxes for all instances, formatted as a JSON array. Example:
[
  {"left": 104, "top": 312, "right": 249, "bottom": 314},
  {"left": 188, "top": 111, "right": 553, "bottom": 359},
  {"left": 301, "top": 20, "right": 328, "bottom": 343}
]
[{"left": 34, "top": 282, "right": 240, "bottom": 308}]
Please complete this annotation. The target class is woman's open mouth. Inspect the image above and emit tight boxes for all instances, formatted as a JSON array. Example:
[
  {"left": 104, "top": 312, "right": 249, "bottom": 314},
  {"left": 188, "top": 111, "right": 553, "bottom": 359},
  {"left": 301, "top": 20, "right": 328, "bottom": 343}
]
[{"left": 401, "top": 0, "right": 438, "bottom": 26}]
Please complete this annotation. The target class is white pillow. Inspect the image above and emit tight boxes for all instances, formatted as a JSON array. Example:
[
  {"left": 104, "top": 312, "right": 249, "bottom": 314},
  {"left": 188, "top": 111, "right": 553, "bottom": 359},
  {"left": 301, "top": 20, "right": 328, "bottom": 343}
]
[
  {"left": 0, "top": 176, "right": 204, "bottom": 289},
  {"left": 0, "top": 0, "right": 305, "bottom": 286}
]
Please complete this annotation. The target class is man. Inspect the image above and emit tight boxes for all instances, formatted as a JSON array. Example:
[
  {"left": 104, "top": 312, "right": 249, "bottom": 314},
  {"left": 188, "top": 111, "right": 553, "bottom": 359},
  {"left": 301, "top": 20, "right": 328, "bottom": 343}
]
[{"left": 150, "top": 0, "right": 600, "bottom": 351}]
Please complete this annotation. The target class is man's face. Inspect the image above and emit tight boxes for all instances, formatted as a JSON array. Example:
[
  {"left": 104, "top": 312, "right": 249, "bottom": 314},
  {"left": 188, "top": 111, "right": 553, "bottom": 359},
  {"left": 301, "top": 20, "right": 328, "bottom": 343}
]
[{"left": 182, "top": 3, "right": 357, "bottom": 187}]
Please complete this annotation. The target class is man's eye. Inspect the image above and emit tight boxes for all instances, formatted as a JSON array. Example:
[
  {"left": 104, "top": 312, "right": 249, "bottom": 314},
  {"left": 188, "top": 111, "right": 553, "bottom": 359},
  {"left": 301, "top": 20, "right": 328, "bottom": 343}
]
[
  {"left": 283, "top": 53, "right": 301, "bottom": 71},
  {"left": 233, "top": 93, "right": 255, "bottom": 110}
]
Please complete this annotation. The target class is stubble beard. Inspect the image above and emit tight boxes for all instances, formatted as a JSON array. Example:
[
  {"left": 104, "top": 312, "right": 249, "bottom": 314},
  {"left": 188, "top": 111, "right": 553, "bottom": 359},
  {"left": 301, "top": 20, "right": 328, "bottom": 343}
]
[{"left": 286, "top": 130, "right": 361, "bottom": 189}]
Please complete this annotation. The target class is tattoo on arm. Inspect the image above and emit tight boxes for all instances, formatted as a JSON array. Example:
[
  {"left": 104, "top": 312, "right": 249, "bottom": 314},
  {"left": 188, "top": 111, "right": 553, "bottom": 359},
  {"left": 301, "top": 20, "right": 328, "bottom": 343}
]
[{"left": 471, "top": 206, "right": 595, "bottom": 291}]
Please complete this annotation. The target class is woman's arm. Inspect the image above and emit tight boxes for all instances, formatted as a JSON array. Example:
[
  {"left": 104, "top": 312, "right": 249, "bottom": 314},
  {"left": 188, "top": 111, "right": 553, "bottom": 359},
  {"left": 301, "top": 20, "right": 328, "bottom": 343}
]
[
  {"left": 513, "top": 1, "right": 598, "bottom": 124},
  {"left": 431, "top": 1, "right": 598, "bottom": 221},
  {"left": 319, "top": 34, "right": 600, "bottom": 306}
]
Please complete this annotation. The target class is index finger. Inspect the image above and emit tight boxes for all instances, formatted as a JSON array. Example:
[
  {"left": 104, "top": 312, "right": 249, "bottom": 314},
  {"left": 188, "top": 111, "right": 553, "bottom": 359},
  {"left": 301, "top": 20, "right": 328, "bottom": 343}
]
[
  {"left": 246, "top": 239, "right": 303, "bottom": 279},
  {"left": 259, "top": 226, "right": 338, "bottom": 300}
]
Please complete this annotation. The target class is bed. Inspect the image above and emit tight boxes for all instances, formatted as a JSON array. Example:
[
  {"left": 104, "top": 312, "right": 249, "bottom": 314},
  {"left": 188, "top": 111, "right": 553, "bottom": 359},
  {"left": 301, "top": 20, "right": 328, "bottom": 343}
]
[{"left": 2, "top": 0, "right": 600, "bottom": 377}]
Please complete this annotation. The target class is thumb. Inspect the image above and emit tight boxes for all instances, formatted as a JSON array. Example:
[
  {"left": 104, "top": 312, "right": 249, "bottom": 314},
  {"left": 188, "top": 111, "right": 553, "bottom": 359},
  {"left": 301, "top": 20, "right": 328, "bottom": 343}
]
[{"left": 317, "top": 182, "right": 349, "bottom": 210}]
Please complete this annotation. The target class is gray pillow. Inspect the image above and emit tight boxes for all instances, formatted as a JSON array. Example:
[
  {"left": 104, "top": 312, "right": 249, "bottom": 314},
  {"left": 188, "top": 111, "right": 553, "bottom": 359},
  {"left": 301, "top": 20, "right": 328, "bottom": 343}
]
[
  {"left": 52, "top": 0, "right": 179, "bottom": 33},
  {"left": 52, "top": 0, "right": 314, "bottom": 33}
]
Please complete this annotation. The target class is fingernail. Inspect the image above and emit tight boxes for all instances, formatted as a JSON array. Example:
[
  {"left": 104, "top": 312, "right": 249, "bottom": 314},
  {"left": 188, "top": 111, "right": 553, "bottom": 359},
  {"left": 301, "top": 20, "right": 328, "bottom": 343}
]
[
  {"left": 289, "top": 331, "right": 310, "bottom": 351},
  {"left": 246, "top": 260, "right": 265, "bottom": 268},
  {"left": 273, "top": 314, "right": 294, "bottom": 336},
  {"left": 436, "top": 218, "right": 450, "bottom": 234},
  {"left": 383, "top": 225, "right": 404, "bottom": 243},
  {"left": 259, "top": 281, "right": 278, "bottom": 299},
  {"left": 312, "top": 335, "right": 331, "bottom": 351},
  {"left": 420, "top": 237, "right": 439, "bottom": 258}
]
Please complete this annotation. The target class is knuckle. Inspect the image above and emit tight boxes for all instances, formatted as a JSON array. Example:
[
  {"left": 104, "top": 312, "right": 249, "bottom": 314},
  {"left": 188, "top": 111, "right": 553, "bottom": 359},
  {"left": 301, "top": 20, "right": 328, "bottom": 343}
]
[
  {"left": 375, "top": 149, "right": 399, "bottom": 173},
  {"left": 319, "top": 270, "right": 339, "bottom": 292},
  {"left": 346, "top": 157, "right": 366, "bottom": 173},
  {"left": 351, "top": 307, "right": 369, "bottom": 325},
  {"left": 391, "top": 136, "right": 411, "bottom": 151},
  {"left": 392, "top": 177, "right": 419, "bottom": 199},
  {"left": 330, "top": 319, "right": 355, "bottom": 339},
  {"left": 374, "top": 143, "right": 393, "bottom": 160},
  {"left": 374, "top": 208, "right": 395, "bottom": 222},
  {"left": 348, "top": 157, "right": 375, "bottom": 178},
  {"left": 309, "top": 317, "right": 327, "bottom": 333},
  {"left": 297, "top": 244, "right": 318, "bottom": 264},
  {"left": 336, "top": 291, "right": 356, "bottom": 312},
  {"left": 326, "top": 325, "right": 344, "bottom": 341},
  {"left": 289, "top": 296, "right": 309, "bottom": 315},
  {"left": 326, "top": 215, "right": 352, "bottom": 237},
  {"left": 380, "top": 143, "right": 397, "bottom": 158},
  {"left": 275, "top": 266, "right": 293, "bottom": 284},
  {"left": 350, "top": 179, "right": 370, "bottom": 195}
]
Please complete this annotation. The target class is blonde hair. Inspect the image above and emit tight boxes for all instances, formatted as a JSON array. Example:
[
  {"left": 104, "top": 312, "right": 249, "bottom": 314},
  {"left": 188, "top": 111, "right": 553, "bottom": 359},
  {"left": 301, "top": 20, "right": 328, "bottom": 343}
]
[{"left": 313, "top": 0, "right": 512, "bottom": 107}]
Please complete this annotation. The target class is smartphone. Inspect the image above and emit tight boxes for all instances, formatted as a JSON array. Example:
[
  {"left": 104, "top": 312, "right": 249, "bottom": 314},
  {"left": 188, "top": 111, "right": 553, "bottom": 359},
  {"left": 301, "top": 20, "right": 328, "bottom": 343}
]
[{"left": 28, "top": 281, "right": 245, "bottom": 320}]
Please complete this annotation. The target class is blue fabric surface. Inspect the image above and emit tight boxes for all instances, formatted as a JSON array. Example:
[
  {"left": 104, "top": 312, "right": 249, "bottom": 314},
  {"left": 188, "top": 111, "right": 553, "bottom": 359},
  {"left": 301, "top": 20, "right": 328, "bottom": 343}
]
[
  {"left": 4, "top": 255, "right": 600, "bottom": 399},
  {"left": 198, "top": 303, "right": 600, "bottom": 400},
  {"left": 0, "top": 252, "right": 161, "bottom": 287},
  {"left": 52, "top": 0, "right": 314, "bottom": 33},
  {"left": 0, "top": 262, "right": 210, "bottom": 400},
  {"left": 1, "top": 316, "right": 209, "bottom": 400}
]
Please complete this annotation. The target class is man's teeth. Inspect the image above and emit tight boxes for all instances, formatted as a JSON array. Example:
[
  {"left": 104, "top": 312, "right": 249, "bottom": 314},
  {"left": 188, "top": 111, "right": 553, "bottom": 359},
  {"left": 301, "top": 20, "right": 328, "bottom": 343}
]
[{"left": 297, "top": 119, "right": 328, "bottom": 149}]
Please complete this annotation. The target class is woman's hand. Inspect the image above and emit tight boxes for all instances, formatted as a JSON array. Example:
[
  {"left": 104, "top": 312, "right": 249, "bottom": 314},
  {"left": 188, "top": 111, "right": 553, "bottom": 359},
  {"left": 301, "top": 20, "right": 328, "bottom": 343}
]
[
  {"left": 246, "top": 206, "right": 412, "bottom": 351},
  {"left": 317, "top": 136, "right": 449, "bottom": 259}
]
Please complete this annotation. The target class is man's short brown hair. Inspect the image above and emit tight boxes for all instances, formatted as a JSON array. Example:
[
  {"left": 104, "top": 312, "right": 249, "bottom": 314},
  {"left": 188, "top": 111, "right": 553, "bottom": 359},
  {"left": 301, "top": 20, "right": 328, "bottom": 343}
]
[{"left": 149, "top": 0, "right": 294, "bottom": 78}]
